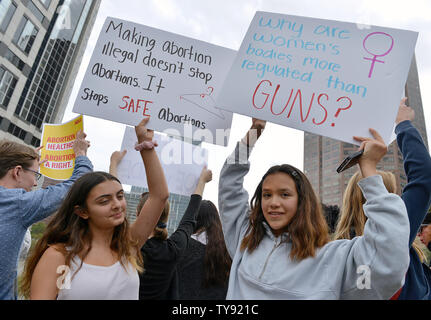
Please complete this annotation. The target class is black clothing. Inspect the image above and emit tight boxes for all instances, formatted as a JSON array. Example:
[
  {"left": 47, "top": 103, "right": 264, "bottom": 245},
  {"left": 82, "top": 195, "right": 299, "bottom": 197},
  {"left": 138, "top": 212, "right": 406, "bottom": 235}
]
[
  {"left": 138, "top": 194, "right": 202, "bottom": 300},
  {"left": 178, "top": 238, "right": 228, "bottom": 300}
]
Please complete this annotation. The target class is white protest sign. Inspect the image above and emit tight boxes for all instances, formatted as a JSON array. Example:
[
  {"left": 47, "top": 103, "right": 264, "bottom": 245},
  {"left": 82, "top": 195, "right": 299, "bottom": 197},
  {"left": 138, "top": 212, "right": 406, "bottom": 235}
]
[
  {"left": 116, "top": 127, "right": 208, "bottom": 196},
  {"left": 217, "top": 11, "right": 418, "bottom": 145},
  {"left": 73, "top": 17, "right": 236, "bottom": 146}
]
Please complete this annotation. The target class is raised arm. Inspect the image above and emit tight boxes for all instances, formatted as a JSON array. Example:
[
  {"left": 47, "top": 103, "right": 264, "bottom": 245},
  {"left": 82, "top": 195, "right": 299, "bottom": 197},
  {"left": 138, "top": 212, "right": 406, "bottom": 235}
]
[
  {"left": 21, "top": 130, "right": 93, "bottom": 227},
  {"left": 167, "top": 168, "right": 212, "bottom": 258},
  {"left": 130, "top": 118, "right": 169, "bottom": 248},
  {"left": 109, "top": 150, "right": 127, "bottom": 178},
  {"left": 218, "top": 118, "right": 266, "bottom": 257},
  {"left": 395, "top": 98, "right": 431, "bottom": 245},
  {"left": 341, "top": 129, "right": 409, "bottom": 299}
]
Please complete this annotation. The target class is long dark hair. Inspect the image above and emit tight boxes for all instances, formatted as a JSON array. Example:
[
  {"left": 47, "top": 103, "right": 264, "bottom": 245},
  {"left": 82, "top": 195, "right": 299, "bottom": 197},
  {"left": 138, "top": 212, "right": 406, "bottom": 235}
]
[
  {"left": 194, "top": 200, "right": 232, "bottom": 287},
  {"left": 240, "top": 164, "right": 329, "bottom": 261},
  {"left": 21, "top": 172, "right": 142, "bottom": 298}
]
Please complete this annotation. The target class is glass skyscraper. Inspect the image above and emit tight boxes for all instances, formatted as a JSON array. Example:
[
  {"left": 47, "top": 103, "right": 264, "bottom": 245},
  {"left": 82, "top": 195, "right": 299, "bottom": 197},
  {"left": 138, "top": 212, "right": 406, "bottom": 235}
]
[{"left": 0, "top": 0, "right": 100, "bottom": 146}]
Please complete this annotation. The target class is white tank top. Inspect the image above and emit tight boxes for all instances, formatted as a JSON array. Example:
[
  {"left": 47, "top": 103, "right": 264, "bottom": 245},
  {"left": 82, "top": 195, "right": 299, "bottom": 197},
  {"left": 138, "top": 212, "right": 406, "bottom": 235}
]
[{"left": 57, "top": 255, "right": 139, "bottom": 300}]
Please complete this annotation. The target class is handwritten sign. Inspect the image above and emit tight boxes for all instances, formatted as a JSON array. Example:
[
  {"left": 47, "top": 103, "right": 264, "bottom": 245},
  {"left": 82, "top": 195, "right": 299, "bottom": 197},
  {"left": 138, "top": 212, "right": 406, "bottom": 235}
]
[
  {"left": 40, "top": 115, "right": 83, "bottom": 180},
  {"left": 217, "top": 12, "right": 418, "bottom": 145},
  {"left": 73, "top": 17, "right": 236, "bottom": 146},
  {"left": 116, "top": 127, "right": 208, "bottom": 196}
]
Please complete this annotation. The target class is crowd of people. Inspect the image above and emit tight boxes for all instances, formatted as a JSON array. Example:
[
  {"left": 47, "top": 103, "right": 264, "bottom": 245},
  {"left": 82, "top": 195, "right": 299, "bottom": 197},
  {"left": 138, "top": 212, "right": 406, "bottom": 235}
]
[{"left": 0, "top": 98, "right": 430, "bottom": 300}]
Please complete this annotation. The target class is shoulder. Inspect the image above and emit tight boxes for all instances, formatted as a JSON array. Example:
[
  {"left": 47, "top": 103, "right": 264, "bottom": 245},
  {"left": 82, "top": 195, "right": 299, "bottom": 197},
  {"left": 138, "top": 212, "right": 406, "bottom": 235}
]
[{"left": 40, "top": 244, "right": 67, "bottom": 265}]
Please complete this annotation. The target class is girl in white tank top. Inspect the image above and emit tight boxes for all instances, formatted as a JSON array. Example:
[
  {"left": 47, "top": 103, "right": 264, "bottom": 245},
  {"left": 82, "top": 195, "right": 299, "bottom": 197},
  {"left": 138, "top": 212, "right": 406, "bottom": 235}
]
[
  {"left": 57, "top": 255, "right": 139, "bottom": 300},
  {"left": 20, "top": 119, "right": 169, "bottom": 300}
]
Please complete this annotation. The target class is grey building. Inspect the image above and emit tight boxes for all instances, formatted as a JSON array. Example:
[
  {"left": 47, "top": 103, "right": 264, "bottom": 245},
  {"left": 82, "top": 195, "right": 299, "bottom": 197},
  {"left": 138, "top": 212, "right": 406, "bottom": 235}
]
[
  {"left": 0, "top": 0, "right": 100, "bottom": 146},
  {"left": 125, "top": 185, "right": 191, "bottom": 236},
  {"left": 304, "top": 55, "right": 428, "bottom": 207}
]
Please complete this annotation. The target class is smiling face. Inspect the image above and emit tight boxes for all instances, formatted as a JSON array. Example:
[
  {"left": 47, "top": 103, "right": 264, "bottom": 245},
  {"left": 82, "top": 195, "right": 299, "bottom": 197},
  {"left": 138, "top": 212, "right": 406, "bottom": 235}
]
[
  {"left": 261, "top": 172, "right": 299, "bottom": 237},
  {"left": 80, "top": 180, "right": 127, "bottom": 230}
]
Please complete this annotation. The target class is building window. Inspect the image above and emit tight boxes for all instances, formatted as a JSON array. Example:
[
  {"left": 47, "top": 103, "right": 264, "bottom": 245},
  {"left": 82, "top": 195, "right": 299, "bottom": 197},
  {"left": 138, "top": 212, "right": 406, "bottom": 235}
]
[
  {"left": 13, "top": 16, "right": 38, "bottom": 54},
  {"left": 27, "top": 1, "right": 45, "bottom": 24},
  {"left": 3, "top": 47, "right": 26, "bottom": 71},
  {"left": 31, "top": 136, "right": 40, "bottom": 147},
  {"left": 0, "top": 66, "right": 18, "bottom": 109},
  {"left": 39, "top": 0, "right": 51, "bottom": 9},
  {"left": 0, "top": 0, "right": 16, "bottom": 32},
  {"left": 7, "top": 122, "right": 27, "bottom": 140}
]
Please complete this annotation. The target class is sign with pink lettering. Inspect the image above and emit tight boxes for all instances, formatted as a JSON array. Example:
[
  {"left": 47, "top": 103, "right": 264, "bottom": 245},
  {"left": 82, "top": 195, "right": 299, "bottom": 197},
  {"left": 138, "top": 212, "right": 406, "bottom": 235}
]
[
  {"left": 73, "top": 17, "right": 235, "bottom": 146},
  {"left": 217, "top": 11, "right": 418, "bottom": 145}
]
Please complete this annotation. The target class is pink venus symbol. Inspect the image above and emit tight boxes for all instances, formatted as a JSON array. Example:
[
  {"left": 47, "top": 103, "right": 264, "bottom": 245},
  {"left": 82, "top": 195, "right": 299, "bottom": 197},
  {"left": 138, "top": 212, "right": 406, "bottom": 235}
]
[{"left": 363, "top": 32, "right": 394, "bottom": 78}]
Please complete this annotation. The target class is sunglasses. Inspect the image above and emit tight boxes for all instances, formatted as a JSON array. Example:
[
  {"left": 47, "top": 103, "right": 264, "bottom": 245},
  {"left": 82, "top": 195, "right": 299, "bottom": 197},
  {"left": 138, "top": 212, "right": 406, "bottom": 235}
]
[{"left": 23, "top": 168, "right": 42, "bottom": 181}]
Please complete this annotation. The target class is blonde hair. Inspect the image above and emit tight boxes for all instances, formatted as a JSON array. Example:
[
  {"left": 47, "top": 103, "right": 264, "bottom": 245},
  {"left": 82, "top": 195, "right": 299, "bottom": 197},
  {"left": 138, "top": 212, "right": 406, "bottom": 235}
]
[
  {"left": 334, "top": 170, "right": 397, "bottom": 240},
  {"left": 413, "top": 239, "right": 426, "bottom": 263}
]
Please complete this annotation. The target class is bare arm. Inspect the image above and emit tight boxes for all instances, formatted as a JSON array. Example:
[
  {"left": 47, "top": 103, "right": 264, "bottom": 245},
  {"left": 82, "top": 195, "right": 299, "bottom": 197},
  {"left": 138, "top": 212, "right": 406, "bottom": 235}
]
[
  {"left": 130, "top": 118, "right": 169, "bottom": 248},
  {"left": 30, "top": 246, "right": 65, "bottom": 300},
  {"left": 109, "top": 150, "right": 127, "bottom": 178}
]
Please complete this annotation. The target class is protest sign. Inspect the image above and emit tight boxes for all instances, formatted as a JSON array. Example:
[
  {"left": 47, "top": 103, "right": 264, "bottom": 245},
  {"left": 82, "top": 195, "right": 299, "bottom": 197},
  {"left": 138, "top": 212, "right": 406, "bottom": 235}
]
[
  {"left": 40, "top": 115, "right": 83, "bottom": 180},
  {"left": 217, "top": 11, "right": 418, "bottom": 145},
  {"left": 73, "top": 17, "right": 236, "bottom": 146},
  {"left": 116, "top": 127, "right": 208, "bottom": 196}
]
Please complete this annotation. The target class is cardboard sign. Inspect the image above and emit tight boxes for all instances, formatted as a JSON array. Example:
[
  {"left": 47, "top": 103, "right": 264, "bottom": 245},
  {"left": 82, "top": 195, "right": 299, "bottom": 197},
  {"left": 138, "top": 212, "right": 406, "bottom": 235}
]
[
  {"left": 217, "top": 11, "right": 418, "bottom": 145},
  {"left": 116, "top": 127, "right": 208, "bottom": 196},
  {"left": 40, "top": 115, "right": 83, "bottom": 180},
  {"left": 73, "top": 17, "right": 236, "bottom": 146}
]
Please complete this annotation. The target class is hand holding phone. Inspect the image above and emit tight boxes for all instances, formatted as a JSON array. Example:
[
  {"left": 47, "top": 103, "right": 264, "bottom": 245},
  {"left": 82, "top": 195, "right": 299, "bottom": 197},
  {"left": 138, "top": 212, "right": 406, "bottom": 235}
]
[{"left": 336, "top": 150, "right": 364, "bottom": 173}]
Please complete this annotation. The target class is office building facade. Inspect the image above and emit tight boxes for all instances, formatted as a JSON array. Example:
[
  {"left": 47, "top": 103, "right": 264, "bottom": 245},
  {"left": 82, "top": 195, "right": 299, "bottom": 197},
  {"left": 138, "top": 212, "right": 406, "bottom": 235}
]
[
  {"left": 304, "top": 55, "right": 428, "bottom": 207},
  {"left": 125, "top": 186, "right": 191, "bottom": 236},
  {"left": 0, "top": 0, "right": 100, "bottom": 146}
]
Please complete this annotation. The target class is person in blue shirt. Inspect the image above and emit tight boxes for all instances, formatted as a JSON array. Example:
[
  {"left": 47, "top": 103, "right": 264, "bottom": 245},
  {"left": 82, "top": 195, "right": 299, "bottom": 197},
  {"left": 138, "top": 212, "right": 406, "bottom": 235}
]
[
  {"left": 394, "top": 98, "right": 431, "bottom": 299},
  {"left": 0, "top": 130, "right": 92, "bottom": 300}
]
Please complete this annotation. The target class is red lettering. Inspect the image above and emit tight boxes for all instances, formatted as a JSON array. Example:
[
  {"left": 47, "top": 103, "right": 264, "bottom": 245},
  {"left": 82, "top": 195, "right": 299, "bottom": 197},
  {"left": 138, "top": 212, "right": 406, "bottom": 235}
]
[
  {"left": 335, "top": 96, "right": 352, "bottom": 117},
  {"left": 287, "top": 90, "right": 301, "bottom": 118},
  {"left": 250, "top": 80, "right": 353, "bottom": 128},
  {"left": 252, "top": 80, "right": 272, "bottom": 110},
  {"left": 270, "top": 86, "right": 293, "bottom": 116},
  {"left": 313, "top": 93, "right": 328, "bottom": 125},
  {"left": 120, "top": 96, "right": 129, "bottom": 109},
  {"left": 120, "top": 97, "right": 152, "bottom": 118},
  {"left": 139, "top": 100, "right": 152, "bottom": 117},
  {"left": 128, "top": 99, "right": 135, "bottom": 112}
]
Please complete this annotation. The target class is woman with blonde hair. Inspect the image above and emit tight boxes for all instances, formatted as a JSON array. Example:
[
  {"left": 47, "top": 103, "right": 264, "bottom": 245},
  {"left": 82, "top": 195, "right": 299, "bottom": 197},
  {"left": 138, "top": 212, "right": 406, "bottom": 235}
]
[
  {"left": 334, "top": 170, "right": 396, "bottom": 240},
  {"left": 218, "top": 117, "right": 409, "bottom": 299},
  {"left": 21, "top": 118, "right": 169, "bottom": 299},
  {"left": 335, "top": 98, "right": 431, "bottom": 300}
]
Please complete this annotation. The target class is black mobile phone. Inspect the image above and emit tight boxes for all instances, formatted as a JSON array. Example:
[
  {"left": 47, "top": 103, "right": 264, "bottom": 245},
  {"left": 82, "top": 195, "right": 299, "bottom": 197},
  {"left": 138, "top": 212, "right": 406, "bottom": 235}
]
[{"left": 336, "top": 149, "right": 364, "bottom": 173}]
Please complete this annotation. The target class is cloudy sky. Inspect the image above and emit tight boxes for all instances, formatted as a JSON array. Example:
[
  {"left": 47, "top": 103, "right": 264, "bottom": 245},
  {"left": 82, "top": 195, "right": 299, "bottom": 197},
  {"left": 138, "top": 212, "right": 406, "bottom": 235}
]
[{"left": 63, "top": 0, "right": 431, "bottom": 206}]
